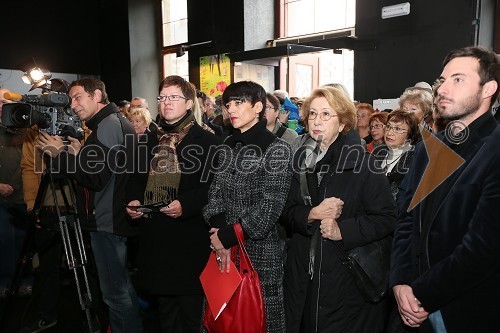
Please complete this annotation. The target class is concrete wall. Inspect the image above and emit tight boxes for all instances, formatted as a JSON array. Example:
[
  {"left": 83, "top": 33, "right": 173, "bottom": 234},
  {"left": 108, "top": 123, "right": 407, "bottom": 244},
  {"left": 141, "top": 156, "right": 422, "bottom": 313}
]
[{"left": 128, "top": 0, "right": 162, "bottom": 117}]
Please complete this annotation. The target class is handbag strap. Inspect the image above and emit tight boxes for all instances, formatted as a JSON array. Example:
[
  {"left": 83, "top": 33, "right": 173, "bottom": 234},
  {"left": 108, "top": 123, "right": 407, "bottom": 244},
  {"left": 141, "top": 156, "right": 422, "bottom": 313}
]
[{"left": 233, "top": 223, "right": 255, "bottom": 273}]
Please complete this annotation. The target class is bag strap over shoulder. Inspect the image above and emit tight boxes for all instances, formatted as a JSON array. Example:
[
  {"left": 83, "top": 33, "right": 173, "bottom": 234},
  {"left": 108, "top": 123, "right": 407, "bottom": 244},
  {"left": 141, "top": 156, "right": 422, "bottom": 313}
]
[
  {"left": 276, "top": 125, "right": 287, "bottom": 138},
  {"left": 233, "top": 223, "right": 255, "bottom": 273}
]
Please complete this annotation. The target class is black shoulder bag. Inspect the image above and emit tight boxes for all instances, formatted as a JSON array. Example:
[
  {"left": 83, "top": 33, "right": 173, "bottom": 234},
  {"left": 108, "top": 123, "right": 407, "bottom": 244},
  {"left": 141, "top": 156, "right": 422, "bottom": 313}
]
[{"left": 300, "top": 169, "right": 391, "bottom": 304}]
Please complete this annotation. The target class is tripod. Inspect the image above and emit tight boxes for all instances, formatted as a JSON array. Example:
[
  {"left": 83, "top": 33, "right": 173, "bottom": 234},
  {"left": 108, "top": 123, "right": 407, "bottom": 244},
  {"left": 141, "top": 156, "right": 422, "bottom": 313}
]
[{"left": 0, "top": 168, "right": 101, "bottom": 333}]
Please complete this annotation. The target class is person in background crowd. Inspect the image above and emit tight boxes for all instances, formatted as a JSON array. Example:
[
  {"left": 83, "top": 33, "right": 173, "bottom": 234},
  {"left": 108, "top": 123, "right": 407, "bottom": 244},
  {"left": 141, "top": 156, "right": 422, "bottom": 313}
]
[
  {"left": 399, "top": 89, "right": 434, "bottom": 132},
  {"left": 322, "top": 82, "right": 351, "bottom": 101},
  {"left": 130, "top": 97, "right": 149, "bottom": 110},
  {"left": 391, "top": 46, "right": 500, "bottom": 332},
  {"left": 366, "top": 112, "right": 388, "bottom": 153},
  {"left": 128, "top": 107, "right": 152, "bottom": 138},
  {"left": 127, "top": 75, "right": 220, "bottom": 333},
  {"left": 117, "top": 100, "right": 130, "bottom": 117},
  {"left": 373, "top": 109, "right": 419, "bottom": 203},
  {"left": 355, "top": 103, "right": 374, "bottom": 144},
  {"left": 197, "top": 90, "right": 222, "bottom": 136},
  {"left": 265, "top": 93, "right": 298, "bottom": 145},
  {"left": 204, "top": 81, "right": 292, "bottom": 333},
  {"left": 283, "top": 86, "right": 396, "bottom": 333}
]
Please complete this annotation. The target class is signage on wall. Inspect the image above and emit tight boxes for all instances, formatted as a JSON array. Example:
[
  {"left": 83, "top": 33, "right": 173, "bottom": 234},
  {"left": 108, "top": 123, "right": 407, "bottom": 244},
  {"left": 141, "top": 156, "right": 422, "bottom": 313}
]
[{"left": 199, "top": 54, "right": 231, "bottom": 97}]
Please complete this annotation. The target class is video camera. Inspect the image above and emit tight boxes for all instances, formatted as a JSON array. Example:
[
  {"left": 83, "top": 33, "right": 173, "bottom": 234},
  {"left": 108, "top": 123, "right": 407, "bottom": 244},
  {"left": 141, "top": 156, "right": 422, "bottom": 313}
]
[{"left": 1, "top": 91, "right": 84, "bottom": 139}]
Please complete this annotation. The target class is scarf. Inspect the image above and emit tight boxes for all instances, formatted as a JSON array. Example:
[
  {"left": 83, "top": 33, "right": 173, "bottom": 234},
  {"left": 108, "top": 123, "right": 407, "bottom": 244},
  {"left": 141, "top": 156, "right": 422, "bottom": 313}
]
[{"left": 144, "top": 111, "right": 195, "bottom": 205}]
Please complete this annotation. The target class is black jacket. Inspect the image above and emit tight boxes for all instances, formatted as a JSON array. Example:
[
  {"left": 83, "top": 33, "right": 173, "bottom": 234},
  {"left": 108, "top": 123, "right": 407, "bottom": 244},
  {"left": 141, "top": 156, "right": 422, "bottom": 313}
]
[
  {"left": 56, "top": 103, "right": 138, "bottom": 236},
  {"left": 283, "top": 129, "right": 396, "bottom": 333},
  {"left": 128, "top": 121, "right": 221, "bottom": 295},
  {"left": 390, "top": 112, "right": 500, "bottom": 332}
]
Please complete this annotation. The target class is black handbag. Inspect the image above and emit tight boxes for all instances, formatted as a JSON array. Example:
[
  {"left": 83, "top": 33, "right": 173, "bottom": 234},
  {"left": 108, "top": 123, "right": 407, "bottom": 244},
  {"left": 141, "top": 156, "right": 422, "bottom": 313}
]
[
  {"left": 334, "top": 236, "right": 392, "bottom": 303},
  {"left": 299, "top": 160, "right": 391, "bottom": 304}
]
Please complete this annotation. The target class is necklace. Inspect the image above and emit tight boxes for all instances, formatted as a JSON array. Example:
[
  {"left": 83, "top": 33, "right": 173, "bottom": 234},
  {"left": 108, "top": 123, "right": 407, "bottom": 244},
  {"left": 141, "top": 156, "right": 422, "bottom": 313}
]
[{"left": 383, "top": 153, "right": 403, "bottom": 172}]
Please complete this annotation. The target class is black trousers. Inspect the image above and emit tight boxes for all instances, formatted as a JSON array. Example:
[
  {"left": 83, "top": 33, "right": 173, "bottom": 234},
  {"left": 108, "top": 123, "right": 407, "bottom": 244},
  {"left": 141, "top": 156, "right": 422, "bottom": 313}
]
[{"left": 157, "top": 294, "right": 203, "bottom": 333}]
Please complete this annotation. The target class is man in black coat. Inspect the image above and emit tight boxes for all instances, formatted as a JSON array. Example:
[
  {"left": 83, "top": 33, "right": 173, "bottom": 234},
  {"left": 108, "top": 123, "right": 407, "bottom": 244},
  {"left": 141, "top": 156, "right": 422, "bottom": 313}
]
[{"left": 390, "top": 46, "right": 500, "bottom": 332}]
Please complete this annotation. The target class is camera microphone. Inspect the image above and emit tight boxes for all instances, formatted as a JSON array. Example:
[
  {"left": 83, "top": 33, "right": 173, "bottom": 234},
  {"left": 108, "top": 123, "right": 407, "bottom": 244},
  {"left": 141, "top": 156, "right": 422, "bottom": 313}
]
[{"left": 4, "top": 91, "right": 23, "bottom": 101}]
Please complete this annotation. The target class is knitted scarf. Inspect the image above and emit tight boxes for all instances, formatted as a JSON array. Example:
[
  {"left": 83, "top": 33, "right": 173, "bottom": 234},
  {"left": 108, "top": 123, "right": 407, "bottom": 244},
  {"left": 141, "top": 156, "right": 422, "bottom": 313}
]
[{"left": 144, "top": 111, "right": 195, "bottom": 205}]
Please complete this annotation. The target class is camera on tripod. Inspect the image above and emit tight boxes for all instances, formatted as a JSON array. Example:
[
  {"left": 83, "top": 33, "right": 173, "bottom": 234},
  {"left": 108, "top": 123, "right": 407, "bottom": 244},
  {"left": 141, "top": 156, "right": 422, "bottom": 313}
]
[{"left": 1, "top": 91, "right": 85, "bottom": 139}]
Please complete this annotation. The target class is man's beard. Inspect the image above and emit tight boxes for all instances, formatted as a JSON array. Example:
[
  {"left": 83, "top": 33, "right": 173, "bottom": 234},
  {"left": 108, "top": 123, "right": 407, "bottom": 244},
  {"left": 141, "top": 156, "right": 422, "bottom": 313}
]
[{"left": 436, "top": 90, "right": 482, "bottom": 122}]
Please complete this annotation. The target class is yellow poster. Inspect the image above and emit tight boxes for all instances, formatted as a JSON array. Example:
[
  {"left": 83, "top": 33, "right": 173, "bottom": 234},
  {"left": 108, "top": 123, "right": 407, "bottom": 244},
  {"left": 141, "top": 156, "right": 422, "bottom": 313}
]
[{"left": 199, "top": 53, "right": 231, "bottom": 97}]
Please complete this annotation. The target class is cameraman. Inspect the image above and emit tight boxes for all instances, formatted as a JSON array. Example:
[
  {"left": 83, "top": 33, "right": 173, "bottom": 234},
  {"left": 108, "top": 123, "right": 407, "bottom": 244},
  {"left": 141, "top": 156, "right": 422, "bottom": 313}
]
[{"left": 37, "top": 78, "right": 142, "bottom": 333}]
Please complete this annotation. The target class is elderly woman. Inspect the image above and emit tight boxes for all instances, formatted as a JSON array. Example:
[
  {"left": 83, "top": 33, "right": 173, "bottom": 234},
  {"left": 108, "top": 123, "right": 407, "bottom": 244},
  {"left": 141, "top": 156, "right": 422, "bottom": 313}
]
[
  {"left": 264, "top": 92, "right": 298, "bottom": 145},
  {"left": 128, "top": 107, "right": 152, "bottom": 137},
  {"left": 366, "top": 112, "right": 388, "bottom": 153},
  {"left": 283, "top": 86, "right": 396, "bottom": 333},
  {"left": 355, "top": 102, "right": 375, "bottom": 144},
  {"left": 373, "top": 109, "right": 419, "bottom": 202},
  {"left": 126, "top": 75, "right": 220, "bottom": 333},
  {"left": 399, "top": 88, "right": 434, "bottom": 131},
  {"left": 203, "top": 81, "right": 293, "bottom": 333}
]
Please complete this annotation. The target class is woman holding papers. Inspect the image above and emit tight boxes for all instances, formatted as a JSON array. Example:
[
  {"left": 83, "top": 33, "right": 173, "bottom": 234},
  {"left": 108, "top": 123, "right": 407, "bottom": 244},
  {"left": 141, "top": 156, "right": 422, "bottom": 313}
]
[
  {"left": 203, "top": 81, "right": 293, "bottom": 333},
  {"left": 126, "top": 75, "right": 220, "bottom": 333},
  {"left": 282, "top": 86, "right": 396, "bottom": 333}
]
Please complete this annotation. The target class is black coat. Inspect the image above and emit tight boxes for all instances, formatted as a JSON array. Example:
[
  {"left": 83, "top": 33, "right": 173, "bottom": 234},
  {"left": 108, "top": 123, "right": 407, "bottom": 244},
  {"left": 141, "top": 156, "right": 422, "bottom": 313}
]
[
  {"left": 372, "top": 144, "right": 415, "bottom": 204},
  {"left": 390, "top": 112, "right": 500, "bottom": 332},
  {"left": 283, "top": 130, "right": 396, "bottom": 333},
  {"left": 128, "top": 122, "right": 221, "bottom": 295}
]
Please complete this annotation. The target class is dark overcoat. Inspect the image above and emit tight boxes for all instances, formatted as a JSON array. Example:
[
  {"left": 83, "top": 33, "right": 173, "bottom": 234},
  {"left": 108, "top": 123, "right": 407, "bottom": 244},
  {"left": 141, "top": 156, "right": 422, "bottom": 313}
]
[
  {"left": 128, "top": 122, "right": 221, "bottom": 295},
  {"left": 203, "top": 120, "right": 293, "bottom": 333},
  {"left": 390, "top": 113, "right": 500, "bottom": 332},
  {"left": 283, "top": 129, "right": 396, "bottom": 333}
]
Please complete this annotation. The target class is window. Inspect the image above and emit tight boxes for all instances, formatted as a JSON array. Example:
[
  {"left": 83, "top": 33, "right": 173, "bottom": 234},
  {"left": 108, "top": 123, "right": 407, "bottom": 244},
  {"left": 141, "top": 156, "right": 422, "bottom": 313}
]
[
  {"left": 284, "top": 0, "right": 355, "bottom": 37},
  {"left": 278, "top": 0, "right": 356, "bottom": 99},
  {"left": 161, "top": 0, "right": 189, "bottom": 79}
]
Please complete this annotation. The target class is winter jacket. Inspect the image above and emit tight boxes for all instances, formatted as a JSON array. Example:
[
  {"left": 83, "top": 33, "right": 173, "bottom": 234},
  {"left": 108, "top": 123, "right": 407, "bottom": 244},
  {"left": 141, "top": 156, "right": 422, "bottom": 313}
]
[
  {"left": 283, "top": 129, "right": 396, "bottom": 333},
  {"left": 55, "top": 103, "right": 138, "bottom": 236}
]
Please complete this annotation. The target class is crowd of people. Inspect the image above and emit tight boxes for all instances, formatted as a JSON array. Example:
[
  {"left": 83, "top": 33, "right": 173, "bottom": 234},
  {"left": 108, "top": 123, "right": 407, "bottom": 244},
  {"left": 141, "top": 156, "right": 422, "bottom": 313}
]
[{"left": 0, "top": 45, "right": 499, "bottom": 333}]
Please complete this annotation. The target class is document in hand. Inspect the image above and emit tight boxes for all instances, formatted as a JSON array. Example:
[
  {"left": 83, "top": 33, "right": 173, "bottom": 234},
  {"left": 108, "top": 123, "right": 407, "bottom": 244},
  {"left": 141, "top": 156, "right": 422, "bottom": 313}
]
[{"left": 200, "top": 252, "right": 242, "bottom": 320}]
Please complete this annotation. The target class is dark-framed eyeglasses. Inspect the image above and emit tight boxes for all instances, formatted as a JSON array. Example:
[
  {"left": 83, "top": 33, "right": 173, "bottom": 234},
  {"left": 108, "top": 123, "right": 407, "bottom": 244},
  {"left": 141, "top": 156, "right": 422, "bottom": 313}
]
[
  {"left": 385, "top": 125, "right": 408, "bottom": 134},
  {"left": 157, "top": 95, "right": 187, "bottom": 103},
  {"left": 370, "top": 124, "right": 385, "bottom": 130},
  {"left": 308, "top": 110, "right": 338, "bottom": 121},
  {"left": 265, "top": 105, "right": 275, "bottom": 111}
]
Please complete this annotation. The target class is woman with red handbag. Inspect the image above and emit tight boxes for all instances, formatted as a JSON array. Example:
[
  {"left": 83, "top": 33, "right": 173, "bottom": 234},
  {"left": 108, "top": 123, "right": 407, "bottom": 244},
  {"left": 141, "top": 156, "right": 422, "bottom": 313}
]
[{"left": 203, "top": 81, "right": 293, "bottom": 333}]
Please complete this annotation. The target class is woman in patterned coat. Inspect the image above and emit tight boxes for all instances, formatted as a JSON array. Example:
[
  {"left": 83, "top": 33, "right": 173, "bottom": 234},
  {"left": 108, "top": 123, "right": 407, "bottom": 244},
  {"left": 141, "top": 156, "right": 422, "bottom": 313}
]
[{"left": 203, "top": 81, "right": 293, "bottom": 333}]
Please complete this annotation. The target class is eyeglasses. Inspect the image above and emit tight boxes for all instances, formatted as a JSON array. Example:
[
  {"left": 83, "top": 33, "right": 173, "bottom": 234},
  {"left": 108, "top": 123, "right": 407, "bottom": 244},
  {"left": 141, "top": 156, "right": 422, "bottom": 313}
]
[
  {"left": 370, "top": 124, "right": 385, "bottom": 130},
  {"left": 308, "top": 110, "right": 338, "bottom": 121},
  {"left": 265, "top": 105, "right": 275, "bottom": 110},
  {"left": 157, "top": 95, "right": 187, "bottom": 103},
  {"left": 385, "top": 125, "right": 408, "bottom": 134}
]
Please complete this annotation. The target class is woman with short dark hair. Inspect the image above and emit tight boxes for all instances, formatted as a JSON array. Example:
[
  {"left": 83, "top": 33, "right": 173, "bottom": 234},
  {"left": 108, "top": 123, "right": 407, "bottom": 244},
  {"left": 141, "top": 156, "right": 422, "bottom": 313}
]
[
  {"left": 373, "top": 109, "right": 419, "bottom": 202},
  {"left": 204, "top": 81, "right": 293, "bottom": 333}
]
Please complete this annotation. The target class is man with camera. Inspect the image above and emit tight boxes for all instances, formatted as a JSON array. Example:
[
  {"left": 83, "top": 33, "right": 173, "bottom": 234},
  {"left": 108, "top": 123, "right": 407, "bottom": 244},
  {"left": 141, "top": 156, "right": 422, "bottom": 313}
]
[{"left": 37, "top": 78, "right": 142, "bottom": 333}]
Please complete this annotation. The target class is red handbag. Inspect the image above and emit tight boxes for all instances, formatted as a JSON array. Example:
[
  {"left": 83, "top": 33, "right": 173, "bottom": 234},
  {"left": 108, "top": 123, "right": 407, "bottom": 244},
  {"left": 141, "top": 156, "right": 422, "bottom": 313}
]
[{"left": 203, "top": 223, "right": 266, "bottom": 333}]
